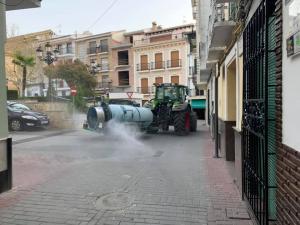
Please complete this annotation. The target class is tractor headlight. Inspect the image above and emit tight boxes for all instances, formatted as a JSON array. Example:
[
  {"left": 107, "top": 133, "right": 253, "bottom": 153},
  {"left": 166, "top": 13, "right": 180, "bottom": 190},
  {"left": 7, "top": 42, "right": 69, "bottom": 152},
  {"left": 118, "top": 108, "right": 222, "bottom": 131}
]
[{"left": 21, "top": 115, "right": 38, "bottom": 120}]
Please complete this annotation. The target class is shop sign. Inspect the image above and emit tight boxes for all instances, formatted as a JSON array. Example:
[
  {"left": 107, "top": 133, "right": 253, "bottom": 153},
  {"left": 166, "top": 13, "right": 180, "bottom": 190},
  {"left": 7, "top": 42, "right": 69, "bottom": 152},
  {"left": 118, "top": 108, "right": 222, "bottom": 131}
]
[{"left": 287, "top": 30, "right": 300, "bottom": 57}]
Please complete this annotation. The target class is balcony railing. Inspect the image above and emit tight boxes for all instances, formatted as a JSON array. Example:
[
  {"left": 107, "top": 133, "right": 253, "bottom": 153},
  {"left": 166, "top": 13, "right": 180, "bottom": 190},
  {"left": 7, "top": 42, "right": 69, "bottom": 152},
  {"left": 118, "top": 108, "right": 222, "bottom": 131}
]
[
  {"left": 166, "top": 59, "right": 182, "bottom": 68},
  {"left": 57, "top": 47, "right": 74, "bottom": 55},
  {"left": 97, "top": 82, "right": 112, "bottom": 89},
  {"left": 87, "top": 47, "right": 97, "bottom": 54},
  {"left": 150, "top": 61, "right": 165, "bottom": 70},
  {"left": 214, "top": 1, "right": 238, "bottom": 23},
  {"left": 136, "top": 87, "right": 155, "bottom": 94},
  {"left": 87, "top": 45, "right": 109, "bottom": 55},
  {"left": 189, "top": 66, "right": 196, "bottom": 76},
  {"left": 136, "top": 63, "right": 150, "bottom": 71},
  {"left": 100, "top": 63, "right": 109, "bottom": 71},
  {"left": 99, "top": 45, "right": 109, "bottom": 53},
  {"left": 118, "top": 59, "right": 129, "bottom": 66},
  {"left": 136, "top": 60, "right": 182, "bottom": 71}
]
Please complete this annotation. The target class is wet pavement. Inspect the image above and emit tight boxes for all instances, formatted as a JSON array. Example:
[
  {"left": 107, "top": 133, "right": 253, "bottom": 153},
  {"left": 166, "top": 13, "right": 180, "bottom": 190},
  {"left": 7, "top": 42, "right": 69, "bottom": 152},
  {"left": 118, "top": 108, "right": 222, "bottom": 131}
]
[{"left": 0, "top": 122, "right": 255, "bottom": 225}]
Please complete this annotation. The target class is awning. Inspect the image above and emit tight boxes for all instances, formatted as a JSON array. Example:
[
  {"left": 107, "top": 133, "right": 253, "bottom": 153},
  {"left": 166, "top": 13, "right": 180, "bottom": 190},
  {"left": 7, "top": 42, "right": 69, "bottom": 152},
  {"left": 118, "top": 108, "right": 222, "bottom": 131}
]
[{"left": 191, "top": 99, "right": 206, "bottom": 109}]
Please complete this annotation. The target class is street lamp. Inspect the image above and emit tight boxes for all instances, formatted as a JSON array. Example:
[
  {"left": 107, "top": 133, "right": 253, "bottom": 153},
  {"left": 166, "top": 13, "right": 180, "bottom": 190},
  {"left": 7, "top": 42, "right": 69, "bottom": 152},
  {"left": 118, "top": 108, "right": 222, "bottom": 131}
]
[
  {"left": 36, "top": 42, "right": 59, "bottom": 101},
  {"left": 89, "top": 60, "right": 100, "bottom": 75}
]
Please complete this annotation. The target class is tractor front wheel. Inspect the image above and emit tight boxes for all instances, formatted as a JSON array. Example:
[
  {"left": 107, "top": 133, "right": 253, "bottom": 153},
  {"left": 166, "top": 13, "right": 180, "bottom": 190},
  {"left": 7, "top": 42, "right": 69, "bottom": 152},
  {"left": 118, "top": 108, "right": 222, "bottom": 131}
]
[{"left": 174, "top": 111, "right": 190, "bottom": 136}]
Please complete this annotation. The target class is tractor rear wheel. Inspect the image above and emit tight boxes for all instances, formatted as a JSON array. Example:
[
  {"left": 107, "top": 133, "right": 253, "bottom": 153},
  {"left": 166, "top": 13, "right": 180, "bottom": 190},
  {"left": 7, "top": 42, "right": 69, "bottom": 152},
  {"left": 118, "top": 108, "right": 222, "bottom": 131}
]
[
  {"left": 190, "top": 112, "right": 197, "bottom": 132},
  {"left": 174, "top": 111, "right": 190, "bottom": 136}
]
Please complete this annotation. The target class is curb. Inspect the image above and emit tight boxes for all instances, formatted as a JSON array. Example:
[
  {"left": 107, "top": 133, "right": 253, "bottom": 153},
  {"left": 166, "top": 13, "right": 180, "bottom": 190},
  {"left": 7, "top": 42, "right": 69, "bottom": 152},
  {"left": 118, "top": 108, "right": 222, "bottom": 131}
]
[{"left": 12, "top": 130, "right": 76, "bottom": 145}]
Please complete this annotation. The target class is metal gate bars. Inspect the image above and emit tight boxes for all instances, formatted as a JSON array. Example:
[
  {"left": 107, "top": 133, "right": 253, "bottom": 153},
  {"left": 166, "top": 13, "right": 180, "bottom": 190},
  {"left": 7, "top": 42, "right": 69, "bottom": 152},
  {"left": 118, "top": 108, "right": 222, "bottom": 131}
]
[{"left": 242, "top": 1, "right": 277, "bottom": 224}]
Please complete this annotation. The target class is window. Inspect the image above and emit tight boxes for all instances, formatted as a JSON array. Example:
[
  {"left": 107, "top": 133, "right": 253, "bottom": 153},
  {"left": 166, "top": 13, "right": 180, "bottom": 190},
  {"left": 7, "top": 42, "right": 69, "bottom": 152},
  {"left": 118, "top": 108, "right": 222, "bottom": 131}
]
[
  {"left": 171, "top": 75, "right": 179, "bottom": 84},
  {"left": 100, "top": 58, "right": 109, "bottom": 71},
  {"left": 141, "top": 78, "right": 148, "bottom": 94},
  {"left": 59, "top": 80, "right": 64, "bottom": 88},
  {"left": 88, "top": 41, "right": 97, "bottom": 54},
  {"left": 118, "top": 51, "right": 129, "bottom": 65},
  {"left": 140, "top": 55, "right": 148, "bottom": 70},
  {"left": 100, "top": 39, "right": 108, "bottom": 52},
  {"left": 118, "top": 71, "right": 129, "bottom": 86},
  {"left": 155, "top": 53, "right": 163, "bottom": 69},
  {"left": 61, "top": 90, "right": 66, "bottom": 97},
  {"left": 155, "top": 77, "right": 163, "bottom": 84},
  {"left": 170, "top": 50, "right": 180, "bottom": 67},
  {"left": 57, "top": 44, "right": 62, "bottom": 54},
  {"left": 66, "top": 43, "right": 72, "bottom": 54}
]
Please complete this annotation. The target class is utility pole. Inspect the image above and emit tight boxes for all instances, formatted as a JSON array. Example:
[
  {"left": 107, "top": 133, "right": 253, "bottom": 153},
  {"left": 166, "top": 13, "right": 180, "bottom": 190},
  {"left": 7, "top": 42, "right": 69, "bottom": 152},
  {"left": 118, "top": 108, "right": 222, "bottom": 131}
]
[{"left": 214, "top": 67, "right": 219, "bottom": 158}]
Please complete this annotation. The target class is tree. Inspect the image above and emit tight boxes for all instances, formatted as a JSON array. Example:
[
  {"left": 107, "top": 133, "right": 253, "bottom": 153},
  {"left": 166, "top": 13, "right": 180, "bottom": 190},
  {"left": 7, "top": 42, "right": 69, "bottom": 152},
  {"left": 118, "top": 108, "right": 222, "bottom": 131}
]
[
  {"left": 44, "top": 60, "right": 97, "bottom": 110},
  {"left": 12, "top": 52, "right": 35, "bottom": 97}
]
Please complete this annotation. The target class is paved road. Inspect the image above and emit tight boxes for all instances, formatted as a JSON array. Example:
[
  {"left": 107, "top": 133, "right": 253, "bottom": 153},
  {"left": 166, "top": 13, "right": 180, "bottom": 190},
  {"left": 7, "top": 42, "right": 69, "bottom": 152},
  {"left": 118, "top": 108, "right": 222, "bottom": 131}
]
[{"left": 0, "top": 122, "right": 254, "bottom": 225}]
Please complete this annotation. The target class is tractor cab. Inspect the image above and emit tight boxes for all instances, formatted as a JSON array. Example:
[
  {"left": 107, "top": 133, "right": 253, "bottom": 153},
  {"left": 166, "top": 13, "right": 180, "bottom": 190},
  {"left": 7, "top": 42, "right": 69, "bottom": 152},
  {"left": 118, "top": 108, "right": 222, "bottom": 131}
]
[{"left": 154, "top": 83, "right": 188, "bottom": 104}]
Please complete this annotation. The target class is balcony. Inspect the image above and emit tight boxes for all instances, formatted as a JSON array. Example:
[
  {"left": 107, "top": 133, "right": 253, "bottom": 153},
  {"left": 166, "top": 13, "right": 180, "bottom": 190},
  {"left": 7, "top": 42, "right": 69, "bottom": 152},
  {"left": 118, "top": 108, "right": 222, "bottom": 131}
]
[
  {"left": 207, "top": 1, "right": 237, "bottom": 62},
  {"left": 118, "top": 59, "right": 129, "bottom": 66},
  {"left": 57, "top": 47, "right": 74, "bottom": 56},
  {"left": 6, "top": 0, "right": 41, "bottom": 11},
  {"left": 189, "top": 66, "right": 196, "bottom": 76},
  {"left": 87, "top": 47, "right": 97, "bottom": 55},
  {"left": 136, "top": 60, "right": 182, "bottom": 71},
  {"left": 98, "top": 45, "right": 109, "bottom": 53},
  {"left": 166, "top": 59, "right": 182, "bottom": 68},
  {"left": 136, "top": 63, "right": 150, "bottom": 71},
  {"left": 136, "top": 87, "right": 155, "bottom": 95},
  {"left": 150, "top": 61, "right": 165, "bottom": 70},
  {"left": 97, "top": 82, "right": 112, "bottom": 89},
  {"left": 87, "top": 45, "right": 109, "bottom": 55}
]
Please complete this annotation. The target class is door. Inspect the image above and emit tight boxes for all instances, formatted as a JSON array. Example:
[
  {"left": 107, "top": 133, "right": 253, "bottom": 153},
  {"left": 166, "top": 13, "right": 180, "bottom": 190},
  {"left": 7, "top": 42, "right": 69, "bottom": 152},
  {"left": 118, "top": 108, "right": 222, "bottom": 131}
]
[
  {"left": 140, "top": 55, "right": 148, "bottom": 71},
  {"left": 141, "top": 78, "right": 148, "bottom": 94},
  {"left": 171, "top": 76, "right": 179, "bottom": 84},
  {"left": 155, "top": 53, "right": 163, "bottom": 69},
  {"left": 171, "top": 50, "right": 179, "bottom": 67},
  {"left": 155, "top": 77, "right": 163, "bottom": 84},
  {"left": 242, "top": 1, "right": 277, "bottom": 225}
]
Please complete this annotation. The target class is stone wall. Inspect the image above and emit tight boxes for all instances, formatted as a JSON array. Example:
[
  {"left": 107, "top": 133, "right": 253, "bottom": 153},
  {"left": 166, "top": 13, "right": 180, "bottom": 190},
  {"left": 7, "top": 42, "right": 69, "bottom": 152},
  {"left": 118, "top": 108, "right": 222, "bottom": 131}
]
[{"left": 18, "top": 101, "right": 75, "bottom": 129}]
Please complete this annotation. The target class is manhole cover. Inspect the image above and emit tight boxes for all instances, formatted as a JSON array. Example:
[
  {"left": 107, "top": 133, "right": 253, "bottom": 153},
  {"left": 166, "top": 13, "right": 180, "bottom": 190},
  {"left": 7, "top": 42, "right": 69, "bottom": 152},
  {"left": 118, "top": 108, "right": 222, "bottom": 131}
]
[{"left": 95, "top": 193, "right": 133, "bottom": 210}]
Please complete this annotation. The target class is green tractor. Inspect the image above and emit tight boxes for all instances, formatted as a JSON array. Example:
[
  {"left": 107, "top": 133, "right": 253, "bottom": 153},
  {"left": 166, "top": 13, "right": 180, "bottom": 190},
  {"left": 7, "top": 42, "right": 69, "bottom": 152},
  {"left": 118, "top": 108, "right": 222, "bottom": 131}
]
[{"left": 144, "top": 83, "right": 197, "bottom": 135}]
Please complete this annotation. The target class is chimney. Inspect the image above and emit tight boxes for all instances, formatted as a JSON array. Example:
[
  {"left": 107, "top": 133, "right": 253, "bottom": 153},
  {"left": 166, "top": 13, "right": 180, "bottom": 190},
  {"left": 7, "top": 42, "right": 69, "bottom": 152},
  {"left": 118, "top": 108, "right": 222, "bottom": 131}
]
[{"left": 152, "top": 21, "right": 158, "bottom": 31}]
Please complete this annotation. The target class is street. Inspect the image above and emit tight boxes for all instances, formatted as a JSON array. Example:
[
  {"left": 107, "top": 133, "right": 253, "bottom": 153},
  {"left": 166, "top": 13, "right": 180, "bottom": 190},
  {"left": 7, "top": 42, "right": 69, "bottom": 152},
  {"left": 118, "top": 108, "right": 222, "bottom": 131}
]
[{"left": 0, "top": 122, "right": 253, "bottom": 225}]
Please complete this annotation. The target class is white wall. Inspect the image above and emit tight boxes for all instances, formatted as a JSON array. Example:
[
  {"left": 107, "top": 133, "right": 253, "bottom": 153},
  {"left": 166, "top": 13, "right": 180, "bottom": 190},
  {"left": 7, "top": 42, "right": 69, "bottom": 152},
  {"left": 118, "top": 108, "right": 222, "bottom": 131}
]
[
  {"left": 0, "top": 3, "right": 8, "bottom": 140},
  {"left": 134, "top": 42, "right": 189, "bottom": 91},
  {"left": 282, "top": 1, "right": 300, "bottom": 152}
]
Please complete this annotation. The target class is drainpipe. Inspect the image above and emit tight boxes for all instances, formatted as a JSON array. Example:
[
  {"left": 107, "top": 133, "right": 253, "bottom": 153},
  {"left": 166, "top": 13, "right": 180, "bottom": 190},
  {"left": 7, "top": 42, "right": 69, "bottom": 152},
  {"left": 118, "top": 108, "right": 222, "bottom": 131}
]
[{"left": 214, "top": 66, "right": 219, "bottom": 158}]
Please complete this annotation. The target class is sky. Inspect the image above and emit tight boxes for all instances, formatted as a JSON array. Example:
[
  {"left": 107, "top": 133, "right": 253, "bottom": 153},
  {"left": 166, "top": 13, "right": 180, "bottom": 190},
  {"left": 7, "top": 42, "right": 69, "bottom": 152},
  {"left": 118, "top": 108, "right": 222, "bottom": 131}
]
[{"left": 6, "top": 0, "right": 194, "bottom": 36}]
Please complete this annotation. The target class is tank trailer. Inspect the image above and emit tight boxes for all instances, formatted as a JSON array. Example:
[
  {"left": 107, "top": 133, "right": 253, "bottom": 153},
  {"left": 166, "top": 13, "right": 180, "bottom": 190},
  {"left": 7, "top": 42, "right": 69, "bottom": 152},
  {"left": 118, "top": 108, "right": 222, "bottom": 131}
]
[{"left": 84, "top": 83, "right": 197, "bottom": 136}]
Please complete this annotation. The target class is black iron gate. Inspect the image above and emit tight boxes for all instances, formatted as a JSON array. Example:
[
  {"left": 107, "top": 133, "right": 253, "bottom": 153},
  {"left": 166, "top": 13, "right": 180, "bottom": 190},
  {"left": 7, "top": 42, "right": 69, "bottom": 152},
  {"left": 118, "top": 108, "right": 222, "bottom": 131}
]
[{"left": 242, "top": 1, "right": 277, "bottom": 225}]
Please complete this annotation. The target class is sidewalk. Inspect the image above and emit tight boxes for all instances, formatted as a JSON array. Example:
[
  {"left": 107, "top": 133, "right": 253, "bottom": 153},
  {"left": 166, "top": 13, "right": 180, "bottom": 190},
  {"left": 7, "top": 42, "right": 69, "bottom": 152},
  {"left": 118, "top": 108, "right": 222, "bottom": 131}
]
[{"left": 10, "top": 129, "right": 76, "bottom": 145}]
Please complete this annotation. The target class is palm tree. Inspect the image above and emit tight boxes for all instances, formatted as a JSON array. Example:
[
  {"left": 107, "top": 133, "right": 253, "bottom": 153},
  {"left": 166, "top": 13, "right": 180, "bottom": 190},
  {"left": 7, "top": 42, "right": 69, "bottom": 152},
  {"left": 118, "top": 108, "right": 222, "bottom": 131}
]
[{"left": 12, "top": 52, "right": 35, "bottom": 97}]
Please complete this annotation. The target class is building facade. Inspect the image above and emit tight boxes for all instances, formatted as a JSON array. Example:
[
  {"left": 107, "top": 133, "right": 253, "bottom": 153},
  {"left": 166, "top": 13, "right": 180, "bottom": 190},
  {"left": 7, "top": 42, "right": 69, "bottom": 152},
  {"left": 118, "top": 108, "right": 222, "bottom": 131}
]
[
  {"left": 75, "top": 31, "right": 125, "bottom": 94},
  {"left": 194, "top": 0, "right": 300, "bottom": 224},
  {"left": 5, "top": 29, "right": 53, "bottom": 96},
  {"left": 132, "top": 23, "right": 195, "bottom": 103},
  {"left": 0, "top": 0, "right": 42, "bottom": 193},
  {"left": 39, "top": 34, "right": 80, "bottom": 97}
]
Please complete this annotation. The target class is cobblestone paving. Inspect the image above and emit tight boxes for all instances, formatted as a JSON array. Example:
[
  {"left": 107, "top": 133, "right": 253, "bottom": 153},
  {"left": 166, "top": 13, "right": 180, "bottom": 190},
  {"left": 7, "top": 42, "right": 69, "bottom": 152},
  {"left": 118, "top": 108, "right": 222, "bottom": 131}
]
[{"left": 0, "top": 123, "right": 255, "bottom": 225}]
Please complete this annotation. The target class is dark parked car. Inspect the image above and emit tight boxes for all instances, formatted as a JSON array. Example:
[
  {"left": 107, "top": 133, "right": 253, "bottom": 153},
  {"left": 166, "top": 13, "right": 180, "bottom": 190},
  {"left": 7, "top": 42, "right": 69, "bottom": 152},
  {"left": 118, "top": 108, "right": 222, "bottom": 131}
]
[{"left": 7, "top": 105, "right": 50, "bottom": 131}]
